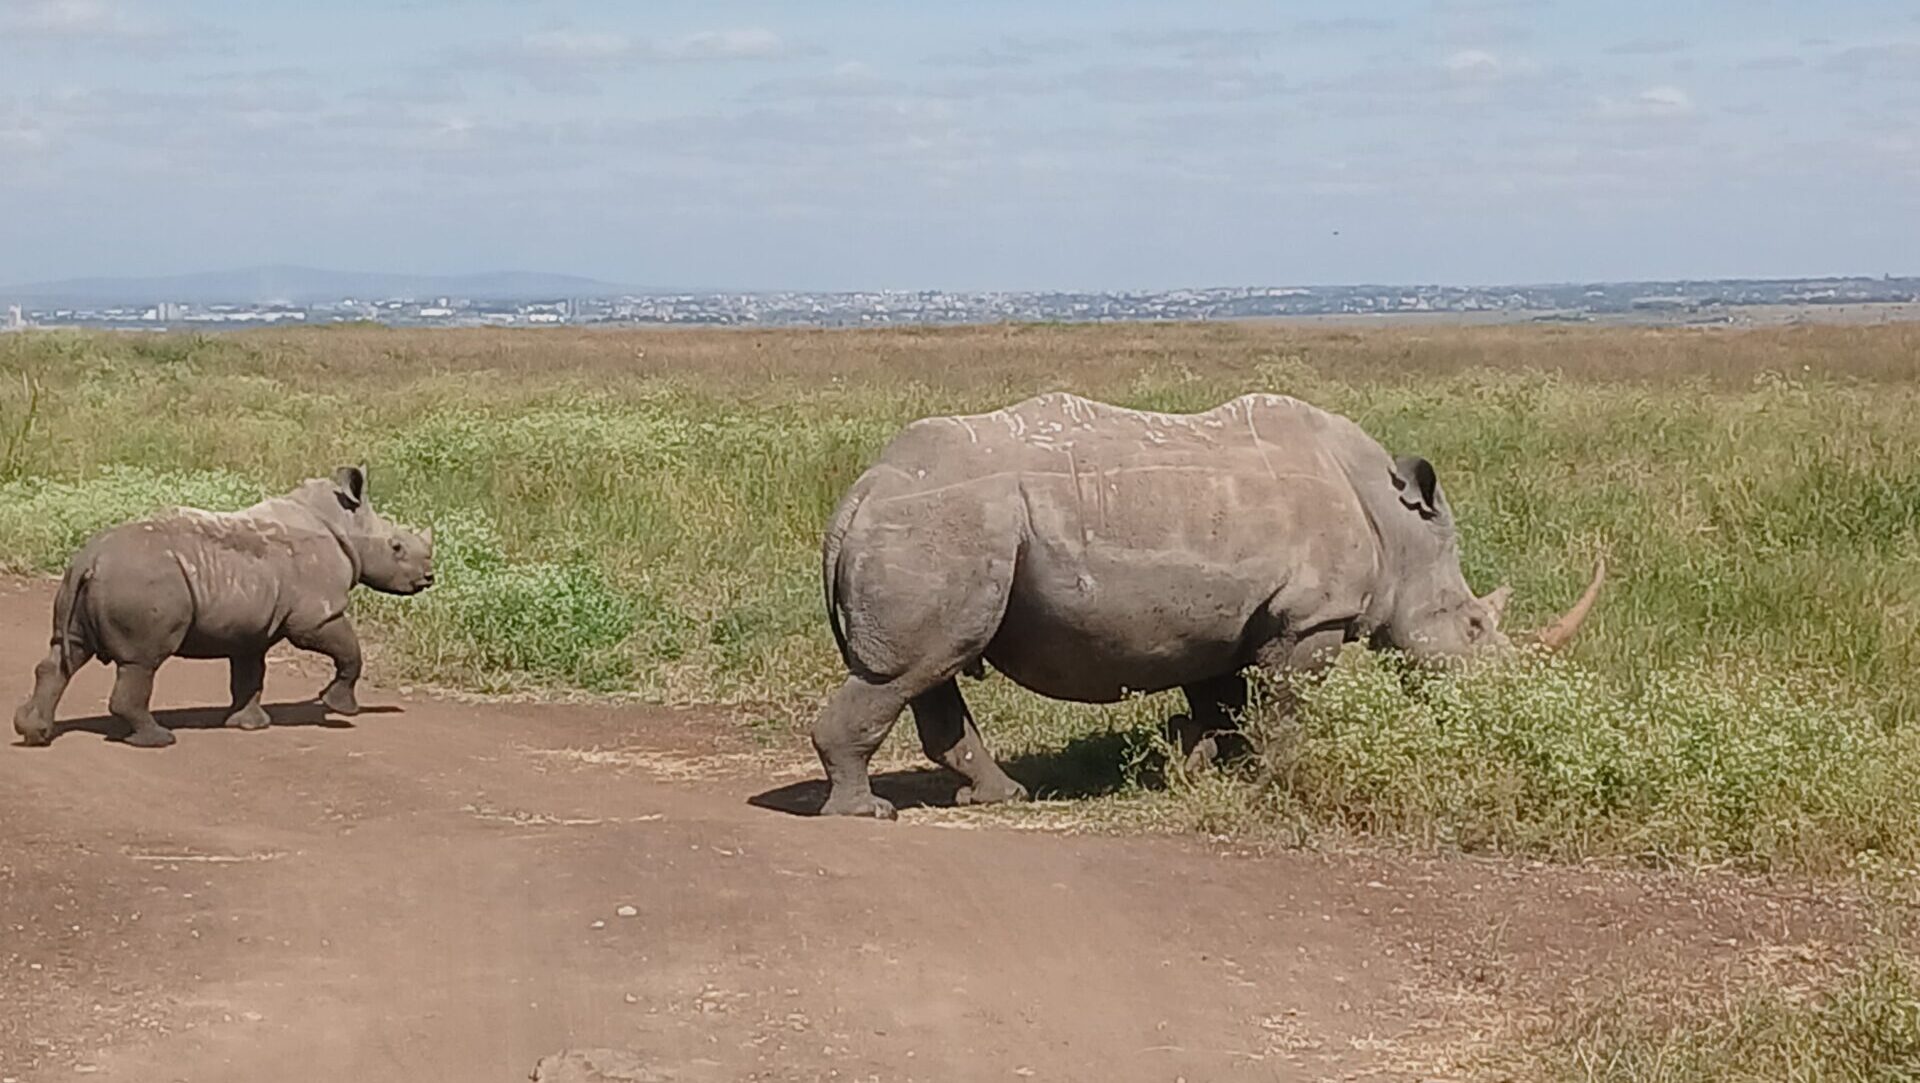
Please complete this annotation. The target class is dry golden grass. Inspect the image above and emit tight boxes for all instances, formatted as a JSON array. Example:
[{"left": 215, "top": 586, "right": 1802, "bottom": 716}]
[{"left": 219, "top": 318, "right": 1920, "bottom": 393}]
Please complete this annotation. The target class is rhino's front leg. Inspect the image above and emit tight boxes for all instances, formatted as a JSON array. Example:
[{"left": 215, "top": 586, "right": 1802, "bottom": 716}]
[
  {"left": 1242, "top": 626, "right": 1348, "bottom": 733},
  {"left": 290, "top": 617, "right": 362, "bottom": 717},
  {"left": 1173, "top": 673, "right": 1249, "bottom": 773},
  {"left": 224, "top": 651, "right": 270, "bottom": 731}
]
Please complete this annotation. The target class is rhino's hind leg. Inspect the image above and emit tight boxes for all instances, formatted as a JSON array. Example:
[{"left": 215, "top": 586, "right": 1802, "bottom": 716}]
[
  {"left": 812, "top": 678, "right": 913, "bottom": 819},
  {"left": 912, "top": 680, "right": 1027, "bottom": 806},
  {"left": 13, "top": 646, "right": 80, "bottom": 747},
  {"left": 291, "top": 617, "right": 362, "bottom": 716},
  {"left": 224, "top": 651, "right": 270, "bottom": 731},
  {"left": 110, "top": 663, "right": 175, "bottom": 748}
]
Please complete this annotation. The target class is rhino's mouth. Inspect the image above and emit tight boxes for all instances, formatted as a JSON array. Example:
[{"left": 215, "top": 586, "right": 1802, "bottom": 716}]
[{"left": 369, "top": 575, "right": 434, "bottom": 596}]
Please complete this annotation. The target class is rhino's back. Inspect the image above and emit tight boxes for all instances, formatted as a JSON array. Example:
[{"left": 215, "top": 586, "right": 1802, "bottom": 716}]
[
  {"left": 82, "top": 506, "right": 351, "bottom": 654},
  {"left": 877, "top": 391, "right": 1349, "bottom": 478},
  {"left": 866, "top": 392, "right": 1377, "bottom": 557}
]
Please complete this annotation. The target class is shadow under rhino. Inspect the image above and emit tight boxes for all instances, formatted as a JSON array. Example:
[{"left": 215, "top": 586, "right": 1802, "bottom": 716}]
[{"left": 750, "top": 728, "right": 1151, "bottom": 817}]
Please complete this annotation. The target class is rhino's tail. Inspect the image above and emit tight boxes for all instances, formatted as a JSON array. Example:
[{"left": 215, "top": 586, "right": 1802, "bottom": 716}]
[
  {"left": 821, "top": 472, "right": 877, "bottom": 671},
  {"left": 51, "top": 561, "right": 95, "bottom": 676}
]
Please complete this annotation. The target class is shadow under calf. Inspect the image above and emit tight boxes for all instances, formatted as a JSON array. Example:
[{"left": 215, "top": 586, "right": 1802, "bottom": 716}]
[{"left": 30, "top": 701, "right": 402, "bottom": 745}]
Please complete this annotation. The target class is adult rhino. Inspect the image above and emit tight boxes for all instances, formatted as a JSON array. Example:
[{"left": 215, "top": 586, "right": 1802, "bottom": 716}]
[
  {"left": 13, "top": 467, "right": 434, "bottom": 748},
  {"left": 812, "top": 392, "right": 1603, "bottom": 819}
]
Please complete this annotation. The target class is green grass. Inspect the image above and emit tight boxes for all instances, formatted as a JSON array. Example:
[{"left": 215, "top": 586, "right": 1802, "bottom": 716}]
[
  {"left": 3, "top": 325, "right": 1919, "bottom": 872},
  {"left": 1514, "top": 948, "right": 1920, "bottom": 1082},
  {"left": 1201, "top": 650, "right": 1920, "bottom": 871},
  {"left": 0, "top": 465, "right": 265, "bottom": 569}
]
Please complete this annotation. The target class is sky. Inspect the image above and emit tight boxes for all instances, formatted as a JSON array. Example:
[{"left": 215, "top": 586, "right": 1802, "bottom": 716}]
[{"left": 2, "top": 0, "right": 1917, "bottom": 291}]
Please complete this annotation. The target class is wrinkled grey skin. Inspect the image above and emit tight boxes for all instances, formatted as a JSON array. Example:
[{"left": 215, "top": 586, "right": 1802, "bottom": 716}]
[
  {"left": 13, "top": 467, "right": 433, "bottom": 748},
  {"left": 812, "top": 392, "right": 1545, "bottom": 819}
]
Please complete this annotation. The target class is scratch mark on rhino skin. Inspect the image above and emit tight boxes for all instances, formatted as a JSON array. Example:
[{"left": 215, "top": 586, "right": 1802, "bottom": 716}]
[
  {"left": 1066, "top": 448, "right": 1093, "bottom": 550},
  {"left": 1246, "top": 406, "right": 1280, "bottom": 483}
]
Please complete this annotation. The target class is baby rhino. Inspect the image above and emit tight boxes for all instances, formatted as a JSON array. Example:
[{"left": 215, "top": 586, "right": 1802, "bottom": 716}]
[{"left": 13, "top": 467, "right": 433, "bottom": 748}]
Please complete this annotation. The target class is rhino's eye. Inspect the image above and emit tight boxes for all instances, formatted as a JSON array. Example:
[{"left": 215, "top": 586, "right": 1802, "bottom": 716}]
[
  {"left": 391, "top": 539, "right": 406, "bottom": 555},
  {"left": 1467, "top": 616, "right": 1486, "bottom": 639}
]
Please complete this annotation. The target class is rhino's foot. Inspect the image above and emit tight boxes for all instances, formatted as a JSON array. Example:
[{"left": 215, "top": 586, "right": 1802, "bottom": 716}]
[
  {"left": 13, "top": 703, "right": 53, "bottom": 747},
  {"left": 955, "top": 777, "right": 1029, "bottom": 806},
  {"left": 123, "top": 724, "right": 177, "bottom": 749},
  {"left": 225, "top": 704, "right": 271, "bottom": 731},
  {"left": 817, "top": 790, "right": 898, "bottom": 820},
  {"left": 320, "top": 683, "right": 360, "bottom": 717}
]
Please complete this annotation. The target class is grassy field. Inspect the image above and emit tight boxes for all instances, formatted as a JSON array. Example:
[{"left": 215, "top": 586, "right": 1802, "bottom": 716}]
[
  {"left": 3, "top": 322, "right": 1920, "bottom": 871},
  {"left": 4, "top": 320, "right": 1920, "bottom": 1078}
]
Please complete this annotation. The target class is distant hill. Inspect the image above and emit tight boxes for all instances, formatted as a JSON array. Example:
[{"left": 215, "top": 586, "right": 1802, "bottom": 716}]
[{"left": 0, "top": 265, "right": 655, "bottom": 305}]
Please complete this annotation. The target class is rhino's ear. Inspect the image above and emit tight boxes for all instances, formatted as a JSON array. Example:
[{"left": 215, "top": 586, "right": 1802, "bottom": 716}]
[
  {"left": 1390, "top": 455, "right": 1439, "bottom": 520},
  {"left": 331, "top": 466, "right": 368, "bottom": 511}
]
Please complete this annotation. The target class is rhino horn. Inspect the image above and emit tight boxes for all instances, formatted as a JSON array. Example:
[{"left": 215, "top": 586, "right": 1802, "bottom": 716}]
[
  {"left": 1480, "top": 583, "right": 1514, "bottom": 624},
  {"left": 1530, "top": 557, "right": 1606, "bottom": 652}
]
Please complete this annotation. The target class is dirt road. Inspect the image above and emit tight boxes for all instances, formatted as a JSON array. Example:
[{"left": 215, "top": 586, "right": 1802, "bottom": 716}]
[{"left": 0, "top": 578, "right": 1856, "bottom": 1082}]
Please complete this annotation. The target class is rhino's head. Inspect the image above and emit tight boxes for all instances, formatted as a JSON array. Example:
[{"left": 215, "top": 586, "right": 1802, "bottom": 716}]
[
  {"left": 313, "top": 466, "right": 436, "bottom": 596},
  {"left": 1374, "top": 454, "right": 1603, "bottom": 663}
]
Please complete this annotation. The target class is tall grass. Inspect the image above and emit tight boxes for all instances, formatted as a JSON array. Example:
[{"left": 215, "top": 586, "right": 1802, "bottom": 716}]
[
  {"left": 2, "top": 325, "right": 1918, "bottom": 868},
  {"left": 1195, "top": 650, "right": 1920, "bottom": 871},
  {"left": 1474, "top": 947, "right": 1920, "bottom": 1083}
]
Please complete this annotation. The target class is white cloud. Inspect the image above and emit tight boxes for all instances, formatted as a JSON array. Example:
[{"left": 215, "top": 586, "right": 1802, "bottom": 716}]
[
  {"left": 1, "top": 0, "right": 229, "bottom": 54},
  {"left": 521, "top": 30, "right": 633, "bottom": 63},
  {"left": 663, "top": 28, "right": 788, "bottom": 61},
  {"left": 1823, "top": 42, "right": 1920, "bottom": 80},
  {"left": 513, "top": 26, "right": 793, "bottom": 67},
  {"left": 1440, "top": 49, "right": 1542, "bottom": 86},
  {"left": 1444, "top": 48, "right": 1502, "bottom": 78},
  {"left": 751, "top": 60, "right": 901, "bottom": 100},
  {"left": 487, "top": 25, "right": 799, "bottom": 92},
  {"left": 1606, "top": 37, "right": 1689, "bottom": 56},
  {"left": 1111, "top": 28, "right": 1284, "bottom": 62},
  {"left": 1596, "top": 84, "right": 1696, "bottom": 120},
  {"left": 0, "top": 118, "right": 47, "bottom": 152},
  {"left": 1294, "top": 17, "right": 1393, "bottom": 36},
  {"left": 3, "top": 0, "right": 139, "bottom": 36},
  {"left": 0, "top": 0, "right": 192, "bottom": 45}
]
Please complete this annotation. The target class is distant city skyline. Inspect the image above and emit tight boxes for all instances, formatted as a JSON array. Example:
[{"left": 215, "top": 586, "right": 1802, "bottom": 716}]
[
  {"left": 3, "top": 1, "right": 1918, "bottom": 291},
  {"left": 8, "top": 272, "right": 1915, "bottom": 332}
]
